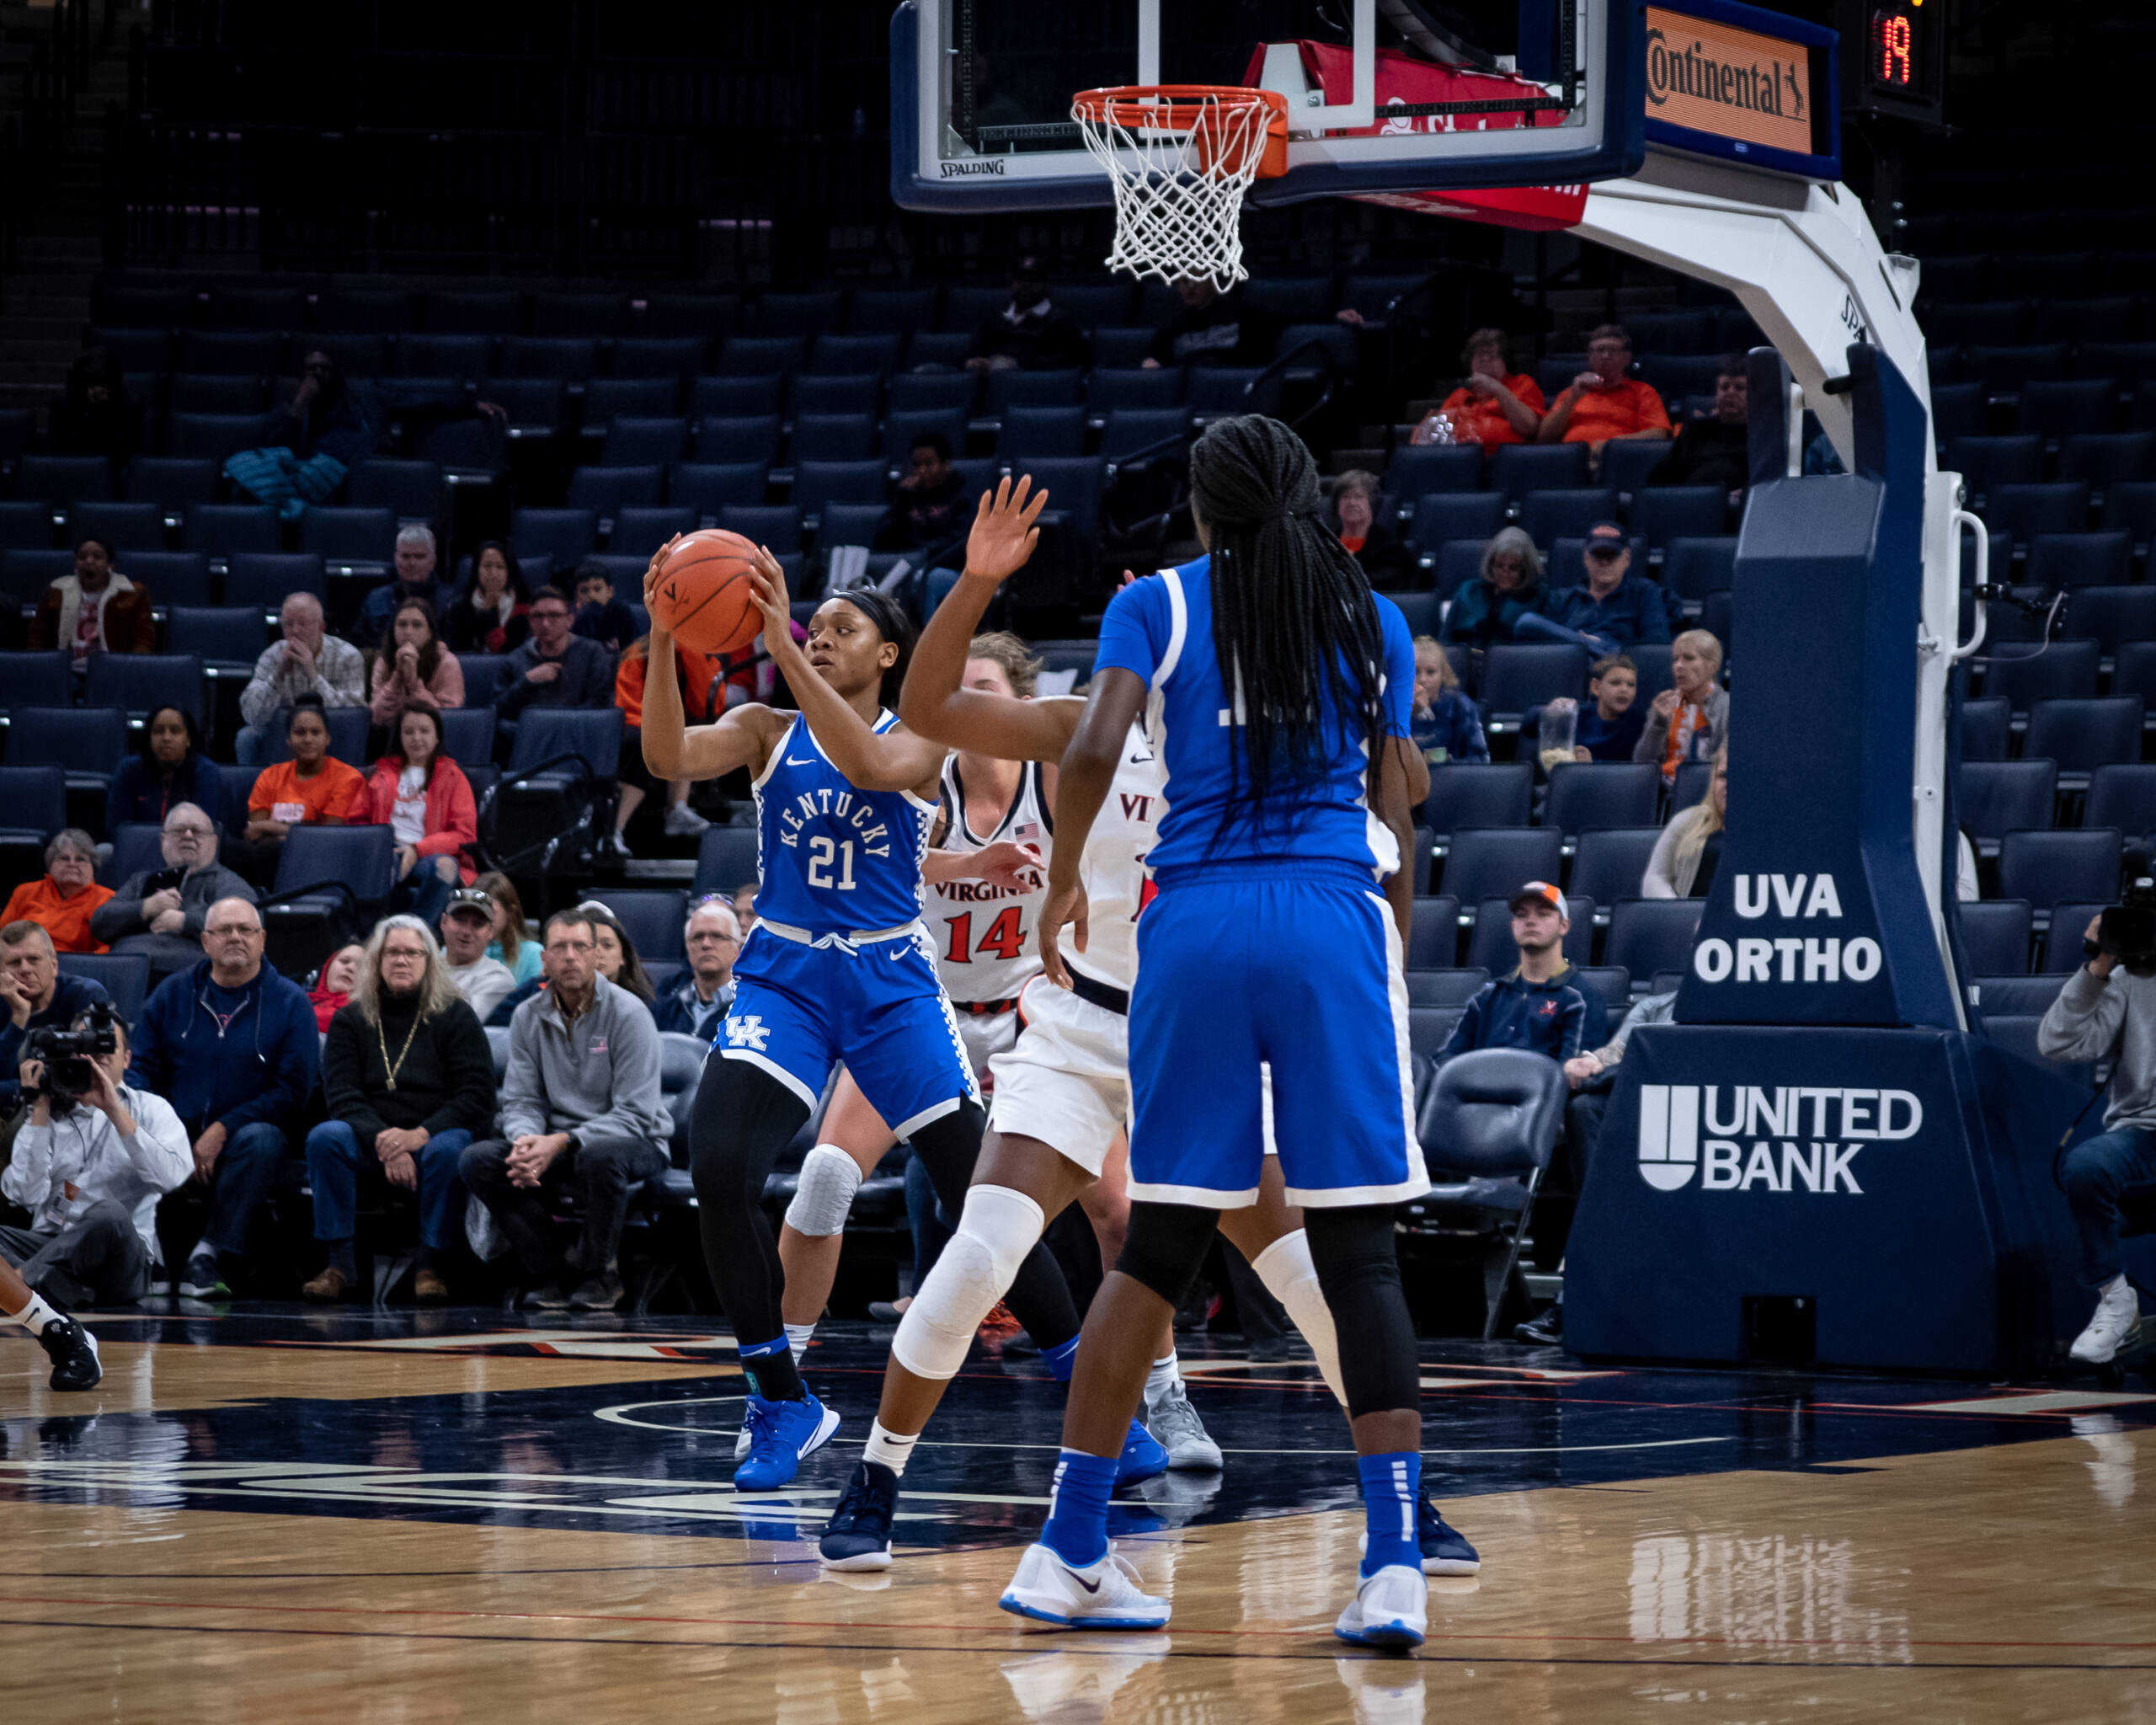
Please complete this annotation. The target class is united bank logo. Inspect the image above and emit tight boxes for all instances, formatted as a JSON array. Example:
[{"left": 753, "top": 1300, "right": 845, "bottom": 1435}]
[{"left": 1637, "top": 1084, "right": 1922, "bottom": 1194}]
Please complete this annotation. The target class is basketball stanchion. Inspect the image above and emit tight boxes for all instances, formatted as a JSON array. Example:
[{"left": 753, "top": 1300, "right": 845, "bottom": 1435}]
[{"left": 1070, "top": 85, "right": 1289, "bottom": 289}]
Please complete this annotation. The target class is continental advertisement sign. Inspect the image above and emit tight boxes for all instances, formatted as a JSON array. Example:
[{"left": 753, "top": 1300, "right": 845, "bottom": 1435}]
[{"left": 1643, "top": 8, "right": 1814, "bottom": 157}]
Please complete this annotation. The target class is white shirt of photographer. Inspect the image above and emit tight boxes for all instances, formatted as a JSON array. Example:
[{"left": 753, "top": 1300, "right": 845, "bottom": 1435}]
[{"left": 2, "top": 1084, "right": 194, "bottom": 1253}]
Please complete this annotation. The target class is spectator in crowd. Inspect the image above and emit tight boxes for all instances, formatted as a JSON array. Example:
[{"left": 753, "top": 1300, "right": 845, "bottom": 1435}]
[
  {"left": 731, "top": 882, "right": 757, "bottom": 937},
  {"left": 2, "top": 831, "right": 114, "bottom": 954},
  {"left": 3, "top": 1009, "right": 190, "bottom": 1308},
  {"left": 26, "top": 537, "right": 154, "bottom": 661},
  {"left": 1536, "top": 324, "right": 1672, "bottom": 462},
  {"left": 1571, "top": 654, "right": 1646, "bottom": 761},
  {"left": 1410, "top": 637, "right": 1487, "bottom": 766},
  {"left": 486, "top": 900, "right": 659, "bottom": 1027},
  {"left": 613, "top": 632, "right": 717, "bottom": 854},
  {"left": 653, "top": 896, "right": 741, "bottom": 1039},
  {"left": 359, "top": 526, "right": 448, "bottom": 640},
  {"left": 131, "top": 897, "right": 318, "bottom": 1300},
  {"left": 363, "top": 705, "right": 477, "bottom": 927},
  {"left": 475, "top": 870, "right": 542, "bottom": 987},
  {"left": 1143, "top": 277, "right": 1277, "bottom": 369},
  {"left": 49, "top": 347, "right": 138, "bottom": 477},
  {"left": 367, "top": 598, "right": 465, "bottom": 732},
  {"left": 1517, "top": 521, "right": 1673, "bottom": 655},
  {"left": 1328, "top": 470, "right": 1412, "bottom": 589},
  {"left": 877, "top": 431, "right": 972, "bottom": 560},
  {"left": 2041, "top": 910, "right": 2156, "bottom": 1368},
  {"left": 91, "top": 803, "right": 254, "bottom": 980},
  {"left": 236, "top": 696, "right": 367, "bottom": 883},
  {"left": 1411, "top": 328, "right": 1545, "bottom": 447},
  {"left": 1650, "top": 355, "right": 1749, "bottom": 495},
  {"left": 227, "top": 350, "right": 374, "bottom": 521},
  {"left": 108, "top": 706, "right": 219, "bottom": 833},
  {"left": 459, "top": 908, "right": 672, "bottom": 1311},
  {"left": 308, "top": 942, "right": 365, "bottom": 1034},
  {"left": 968, "top": 255, "right": 1087, "bottom": 372},
  {"left": 1514, "top": 983, "right": 1681, "bottom": 1345},
  {"left": 494, "top": 587, "right": 614, "bottom": 722},
  {"left": 1636, "top": 628, "right": 1726, "bottom": 786},
  {"left": 1440, "top": 527, "right": 1545, "bottom": 650},
  {"left": 303, "top": 916, "right": 497, "bottom": 1304},
  {"left": 1439, "top": 881, "right": 1590, "bottom": 1065},
  {"left": 572, "top": 564, "right": 639, "bottom": 656},
  {"left": 239, "top": 593, "right": 366, "bottom": 753},
  {"left": 446, "top": 541, "right": 531, "bottom": 655},
  {"left": 0, "top": 921, "right": 113, "bottom": 1113},
  {"left": 440, "top": 887, "right": 516, "bottom": 1021},
  {"left": 1642, "top": 744, "right": 1727, "bottom": 899}
]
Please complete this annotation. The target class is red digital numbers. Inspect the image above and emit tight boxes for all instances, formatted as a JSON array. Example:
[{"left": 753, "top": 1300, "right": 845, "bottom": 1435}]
[{"left": 1873, "top": 8, "right": 1913, "bottom": 87}]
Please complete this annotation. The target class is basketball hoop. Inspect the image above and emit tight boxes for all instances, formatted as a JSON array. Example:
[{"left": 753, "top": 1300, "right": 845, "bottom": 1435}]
[{"left": 1070, "top": 85, "right": 1289, "bottom": 291}]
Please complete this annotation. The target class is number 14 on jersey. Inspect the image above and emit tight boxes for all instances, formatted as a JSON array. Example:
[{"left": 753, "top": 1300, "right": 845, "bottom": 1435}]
[{"left": 942, "top": 908, "right": 1026, "bottom": 964}]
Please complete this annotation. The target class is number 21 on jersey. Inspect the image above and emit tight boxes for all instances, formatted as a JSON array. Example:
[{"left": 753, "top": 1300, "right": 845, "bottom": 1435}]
[
  {"left": 943, "top": 907, "right": 1024, "bottom": 964},
  {"left": 806, "top": 836, "right": 857, "bottom": 891}
]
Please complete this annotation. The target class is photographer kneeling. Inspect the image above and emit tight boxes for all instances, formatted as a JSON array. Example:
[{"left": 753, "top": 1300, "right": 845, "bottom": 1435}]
[
  {"left": 2, "top": 1006, "right": 190, "bottom": 1307},
  {"left": 2041, "top": 882, "right": 2156, "bottom": 1367}
]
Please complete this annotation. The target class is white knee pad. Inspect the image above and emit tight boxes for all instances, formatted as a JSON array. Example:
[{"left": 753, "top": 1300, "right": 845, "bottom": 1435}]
[
  {"left": 890, "top": 1184, "right": 1044, "bottom": 1381},
  {"left": 1251, "top": 1229, "right": 1348, "bottom": 1410},
  {"left": 783, "top": 1144, "right": 863, "bottom": 1237}
]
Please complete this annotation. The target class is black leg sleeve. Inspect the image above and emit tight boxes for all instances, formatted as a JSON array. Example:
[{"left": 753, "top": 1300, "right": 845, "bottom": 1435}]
[
  {"left": 1304, "top": 1204, "right": 1422, "bottom": 1420},
  {"left": 689, "top": 1052, "right": 811, "bottom": 1387},
  {"left": 907, "top": 1101, "right": 1083, "bottom": 1354}
]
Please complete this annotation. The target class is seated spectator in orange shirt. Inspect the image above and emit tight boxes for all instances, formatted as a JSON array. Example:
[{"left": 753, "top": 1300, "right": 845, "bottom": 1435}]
[
  {"left": 1412, "top": 328, "right": 1545, "bottom": 448},
  {"left": 1537, "top": 324, "right": 1672, "bottom": 462},
  {"left": 232, "top": 695, "right": 369, "bottom": 885},
  {"left": 0, "top": 830, "right": 114, "bottom": 953}
]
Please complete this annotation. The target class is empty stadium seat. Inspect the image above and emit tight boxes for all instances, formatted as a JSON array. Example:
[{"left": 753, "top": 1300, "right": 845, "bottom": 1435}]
[
  {"left": 2022, "top": 697, "right": 2145, "bottom": 780},
  {"left": 168, "top": 606, "right": 269, "bottom": 664},
  {"left": 1541, "top": 762, "right": 1661, "bottom": 842},
  {"left": 611, "top": 506, "right": 696, "bottom": 557},
  {"left": 567, "top": 466, "right": 665, "bottom": 515},
  {"left": 1481, "top": 644, "right": 1590, "bottom": 728},
  {"left": 1567, "top": 827, "right": 1665, "bottom": 913},
  {"left": 1489, "top": 442, "right": 1589, "bottom": 499},
  {"left": 1996, "top": 827, "right": 2123, "bottom": 916},
  {"left": 720, "top": 505, "right": 801, "bottom": 554},
  {"left": 68, "top": 501, "right": 165, "bottom": 553},
  {"left": 1385, "top": 444, "right": 1484, "bottom": 502},
  {"left": 348, "top": 459, "right": 449, "bottom": 524},
  {"left": 1404, "top": 968, "right": 1489, "bottom": 1006},
  {"left": 789, "top": 414, "right": 877, "bottom": 464},
  {"left": 1423, "top": 763, "right": 1532, "bottom": 843},
  {"left": 225, "top": 552, "right": 325, "bottom": 610},
  {"left": 7, "top": 708, "right": 128, "bottom": 788},
  {"left": 301, "top": 505, "right": 399, "bottom": 569},
  {"left": 1982, "top": 640, "right": 2099, "bottom": 710},
  {"left": 1518, "top": 489, "right": 1618, "bottom": 545},
  {"left": 2060, "top": 586, "right": 2156, "bottom": 657},
  {"left": 1989, "top": 481, "right": 2089, "bottom": 544},
  {"left": 1959, "top": 695, "right": 2012, "bottom": 761},
  {"left": 793, "top": 460, "right": 887, "bottom": 521},
  {"left": 2039, "top": 902, "right": 2113, "bottom": 974},
  {"left": 671, "top": 462, "right": 768, "bottom": 517},
  {"left": 1439, "top": 828, "right": 1562, "bottom": 905},
  {"left": 1406, "top": 896, "right": 1461, "bottom": 969},
  {"left": 510, "top": 509, "right": 599, "bottom": 567},
  {"left": 1958, "top": 758, "right": 2057, "bottom": 855},
  {"left": 586, "top": 886, "right": 690, "bottom": 963},
  {"left": 1604, "top": 898, "right": 1704, "bottom": 980},
  {"left": 1407, "top": 492, "right": 1507, "bottom": 551},
  {"left": 692, "top": 825, "right": 760, "bottom": 896},
  {"left": 1957, "top": 897, "right": 2033, "bottom": 975}
]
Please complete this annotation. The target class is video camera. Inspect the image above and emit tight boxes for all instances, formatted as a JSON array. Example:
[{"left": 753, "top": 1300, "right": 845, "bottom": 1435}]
[
  {"left": 24, "top": 1003, "right": 120, "bottom": 1107},
  {"left": 2087, "top": 877, "right": 2156, "bottom": 975}
]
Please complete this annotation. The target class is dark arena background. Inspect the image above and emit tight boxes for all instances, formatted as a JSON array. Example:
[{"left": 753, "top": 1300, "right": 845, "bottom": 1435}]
[{"left": 0, "top": 1, "right": 2153, "bottom": 1718}]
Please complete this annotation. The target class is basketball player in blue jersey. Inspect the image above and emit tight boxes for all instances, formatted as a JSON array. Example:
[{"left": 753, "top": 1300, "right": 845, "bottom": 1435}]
[
  {"left": 997, "top": 417, "right": 1438, "bottom": 1648},
  {"left": 639, "top": 530, "right": 1139, "bottom": 1493}
]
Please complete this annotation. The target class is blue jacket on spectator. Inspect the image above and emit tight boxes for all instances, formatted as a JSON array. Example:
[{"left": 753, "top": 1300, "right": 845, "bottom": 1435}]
[
  {"left": 1412, "top": 689, "right": 1489, "bottom": 765},
  {"left": 1576, "top": 702, "right": 1646, "bottom": 761},
  {"left": 494, "top": 633, "right": 615, "bottom": 718},
  {"left": 652, "top": 975, "right": 735, "bottom": 1042},
  {"left": 107, "top": 750, "right": 221, "bottom": 834},
  {"left": 1440, "top": 965, "right": 1590, "bottom": 1065},
  {"left": 0, "top": 974, "right": 113, "bottom": 1111},
  {"left": 1439, "top": 579, "right": 1542, "bottom": 649},
  {"left": 130, "top": 957, "right": 319, "bottom": 1140},
  {"left": 1534, "top": 575, "right": 1672, "bottom": 650}
]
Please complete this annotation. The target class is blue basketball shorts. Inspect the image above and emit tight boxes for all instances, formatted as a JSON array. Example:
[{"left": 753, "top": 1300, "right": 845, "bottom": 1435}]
[
  {"left": 718, "top": 922, "right": 979, "bottom": 1135},
  {"left": 1126, "top": 859, "right": 1427, "bottom": 1209}
]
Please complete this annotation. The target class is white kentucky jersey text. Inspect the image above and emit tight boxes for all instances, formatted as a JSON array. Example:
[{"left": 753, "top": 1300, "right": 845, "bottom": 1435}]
[
  {"left": 926, "top": 755, "right": 1052, "bottom": 1004},
  {"left": 750, "top": 711, "right": 937, "bottom": 934}
]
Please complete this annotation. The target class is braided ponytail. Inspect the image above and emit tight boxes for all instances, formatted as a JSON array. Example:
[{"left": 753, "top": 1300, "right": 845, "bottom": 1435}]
[{"left": 1188, "top": 414, "right": 1387, "bottom": 846}]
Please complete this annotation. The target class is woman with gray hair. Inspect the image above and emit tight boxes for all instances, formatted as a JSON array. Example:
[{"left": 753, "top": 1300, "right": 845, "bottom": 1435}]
[
  {"left": 0, "top": 830, "right": 114, "bottom": 954},
  {"left": 1327, "top": 469, "right": 1413, "bottom": 590},
  {"left": 1439, "top": 526, "right": 1545, "bottom": 649},
  {"left": 303, "top": 914, "right": 498, "bottom": 1304}
]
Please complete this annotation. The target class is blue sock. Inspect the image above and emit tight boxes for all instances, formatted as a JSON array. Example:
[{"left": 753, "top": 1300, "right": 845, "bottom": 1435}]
[
  {"left": 1041, "top": 1334, "right": 1081, "bottom": 1384},
  {"left": 1358, "top": 1450, "right": 1422, "bottom": 1578},
  {"left": 1040, "top": 1448, "right": 1117, "bottom": 1568},
  {"left": 738, "top": 1333, "right": 804, "bottom": 1402}
]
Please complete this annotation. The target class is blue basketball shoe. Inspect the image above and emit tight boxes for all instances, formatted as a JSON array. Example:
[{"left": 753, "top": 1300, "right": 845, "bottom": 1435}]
[{"left": 734, "top": 1391, "right": 841, "bottom": 1492}]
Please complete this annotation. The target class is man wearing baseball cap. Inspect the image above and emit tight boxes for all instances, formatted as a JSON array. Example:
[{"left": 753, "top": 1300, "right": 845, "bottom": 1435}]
[
  {"left": 440, "top": 888, "right": 515, "bottom": 1022},
  {"left": 1438, "top": 881, "right": 1591, "bottom": 1065},
  {"left": 1514, "top": 521, "right": 1673, "bottom": 659}
]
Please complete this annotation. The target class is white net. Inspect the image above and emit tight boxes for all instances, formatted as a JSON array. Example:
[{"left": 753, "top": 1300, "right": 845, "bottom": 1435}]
[{"left": 1071, "top": 88, "right": 1280, "bottom": 292}]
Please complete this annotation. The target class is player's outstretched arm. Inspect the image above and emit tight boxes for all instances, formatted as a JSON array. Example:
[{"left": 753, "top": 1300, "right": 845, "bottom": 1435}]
[
  {"left": 641, "top": 537, "right": 786, "bottom": 781},
  {"left": 899, "top": 476, "right": 1077, "bottom": 762},
  {"left": 745, "top": 548, "right": 945, "bottom": 793},
  {"left": 1038, "top": 665, "right": 1147, "bottom": 989}
]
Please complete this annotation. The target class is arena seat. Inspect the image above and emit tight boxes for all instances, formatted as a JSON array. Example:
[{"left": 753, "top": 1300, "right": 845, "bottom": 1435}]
[
  {"left": 1972, "top": 975, "right": 2064, "bottom": 1016},
  {"left": 168, "top": 605, "right": 267, "bottom": 664},
  {"left": 1541, "top": 762, "right": 1661, "bottom": 846},
  {"left": 1996, "top": 828, "right": 2123, "bottom": 917},
  {"left": 1439, "top": 828, "right": 1563, "bottom": 907},
  {"left": 1384, "top": 444, "right": 1484, "bottom": 501},
  {"left": 1984, "top": 1014, "right": 2095, "bottom": 1090},
  {"left": 510, "top": 508, "right": 599, "bottom": 567},
  {"left": 888, "top": 371, "right": 979, "bottom": 419},
  {"left": 1566, "top": 827, "right": 1664, "bottom": 915},
  {"left": 2060, "top": 586, "right": 2156, "bottom": 657},
  {"left": 84, "top": 653, "right": 207, "bottom": 729},
  {"left": 2022, "top": 697, "right": 2144, "bottom": 782},
  {"left": 719, "top": 505, "right": 800, "bottom": 554},
  {"left": 1630, "top": 486, "right": 1727, "bottom": 550},
  {"left": 1404, "top": 968, "right": 1489, "bottom": 1006},
  {"left": 1662, "top": 536, "right": 1737, "bottom": 603},
  {"left": 1603, "top": 897, "right": 1703, "bottom": 979},
  {"left": 566, "top": 466, "right": 665, "bottom": 516},
  {"left": 1406, "top": 896, "right": 1461, "bottom": 969},
  {"left": 0, "top": 654, "right": 73, "bottom": 711},
  {"left": 1958, "top": 696, "right": 2013, "bottom": 761},
  {"left": 1489, "top": 442, "right": 1589, "bottom": 500},
  {"left": 1518, "top": 489, "right": 1617, "bottom": 546},
  {"left": 997, "top": 405, "right": 1087, "bottom": 459},
  {"left": 671, "top": 462, "right": 768, "bottom": 517},
  {"left": 1481, "top": 644, "right": 1590, "bottom": 730},
  {"left": 2038, "top": 901, "right": 2113, "bottom": 973},
  {"left": 611, "top": 506, "right": 696, "bottom": 557},
  {"left": 792, "top": 460, "right": 886, "bottom": 522},
  {"left": 1422, "top": 762, "right": 1531, "bottom": 844},
  {"left": 692, "top": 825, "right": 760, "bottom": 897},
  {"left": 1406, "top": 491, "right": 1507, "bottom": 552},
  {"left": 586, "top": 887, "right": 690, "bottom": 964},
  {"left": 8, "top": 708, "right": 128, "bottom": 790},
  {"left": 225, "top": 552, "right": 325, "bottom": 610},
  {"left": 2025, "top": 531, "right": 2132, "bottom": 589},
  {"left": 1982, "top": 640, "right": 2099, "bottom": 710},
  {"left": 1958, "top": 898, "right": 2033, "bottom": 976},
  {"left": 1958, "top": 759, "right": 2058, "bottom": 856}
]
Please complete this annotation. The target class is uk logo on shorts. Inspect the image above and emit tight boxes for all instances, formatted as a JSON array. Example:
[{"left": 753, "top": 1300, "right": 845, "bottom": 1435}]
[{"left": 723, "top": 1015, "right": 771, "bottom": 1052}]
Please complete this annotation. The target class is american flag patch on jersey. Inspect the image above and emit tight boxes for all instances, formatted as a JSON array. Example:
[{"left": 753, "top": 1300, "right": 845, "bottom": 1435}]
[{"left": 1013, "top": 821, "right": 1043, "bottom": 845}]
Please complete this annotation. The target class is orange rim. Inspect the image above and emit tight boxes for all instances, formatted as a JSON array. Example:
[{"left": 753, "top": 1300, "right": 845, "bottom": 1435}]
[{"left": 1070, "top": 84, "right": 1290, "bottom": 178}]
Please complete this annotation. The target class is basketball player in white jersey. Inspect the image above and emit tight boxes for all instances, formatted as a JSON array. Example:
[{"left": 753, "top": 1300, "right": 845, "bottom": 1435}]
[{"left": 817, "top": 478, "right": 1481, "bottom": 1579}]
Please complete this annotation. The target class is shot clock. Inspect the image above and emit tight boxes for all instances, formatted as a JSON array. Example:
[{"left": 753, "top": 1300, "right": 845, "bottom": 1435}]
[{"left": 1843, "top": 0, "right": 1945, "bottom": 124}]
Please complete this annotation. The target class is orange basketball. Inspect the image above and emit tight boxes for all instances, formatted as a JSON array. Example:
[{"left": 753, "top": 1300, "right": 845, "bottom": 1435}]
[{"left": 650, "top": 529, "right": 762, "bottom": 657}]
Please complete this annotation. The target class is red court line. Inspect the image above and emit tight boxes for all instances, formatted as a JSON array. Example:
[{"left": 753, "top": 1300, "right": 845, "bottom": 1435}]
[{"left": 7, "top": 1592, "right": 2156, "bottom": 1654}]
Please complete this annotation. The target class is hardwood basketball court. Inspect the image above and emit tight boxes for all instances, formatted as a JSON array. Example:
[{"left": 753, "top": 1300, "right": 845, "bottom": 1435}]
[{"left": 5, "top": 1311, "right": 2151, "bottom": 1721}]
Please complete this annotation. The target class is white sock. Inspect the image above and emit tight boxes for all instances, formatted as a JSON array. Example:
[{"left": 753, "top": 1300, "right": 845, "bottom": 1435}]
[
  {"left": 1144, "top": 1351, "right": 1180, "bottom": 1409},
  {"left": 784, "top": 1321, "right": 817, "bottom": 1363},
  {"left": 3, "top": 1291, "right": 61, "bottom": 1337},
  {"left": 862, "top": 1420, "right": 918, "bottom": 1477},
  {"left": 1251, "top": 1230, "right": 1349, "bottom": 1409}
]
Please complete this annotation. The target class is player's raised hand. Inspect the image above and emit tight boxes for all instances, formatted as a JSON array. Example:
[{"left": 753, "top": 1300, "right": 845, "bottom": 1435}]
[
  {"left": 1038, "top": 879, "right": 1089, "bottom": 991},
  {"left": 745, "top": 544, "right": 795, "bottom": 659},
  {"left": 962, "top": 475, "right": 1049, "bottom": 586},
  {"left": 971, "top": 840, "right": 1044, "bottom": 892},
  {"left": 643, "top": 533, "right": 684, "bottom": 617}
]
